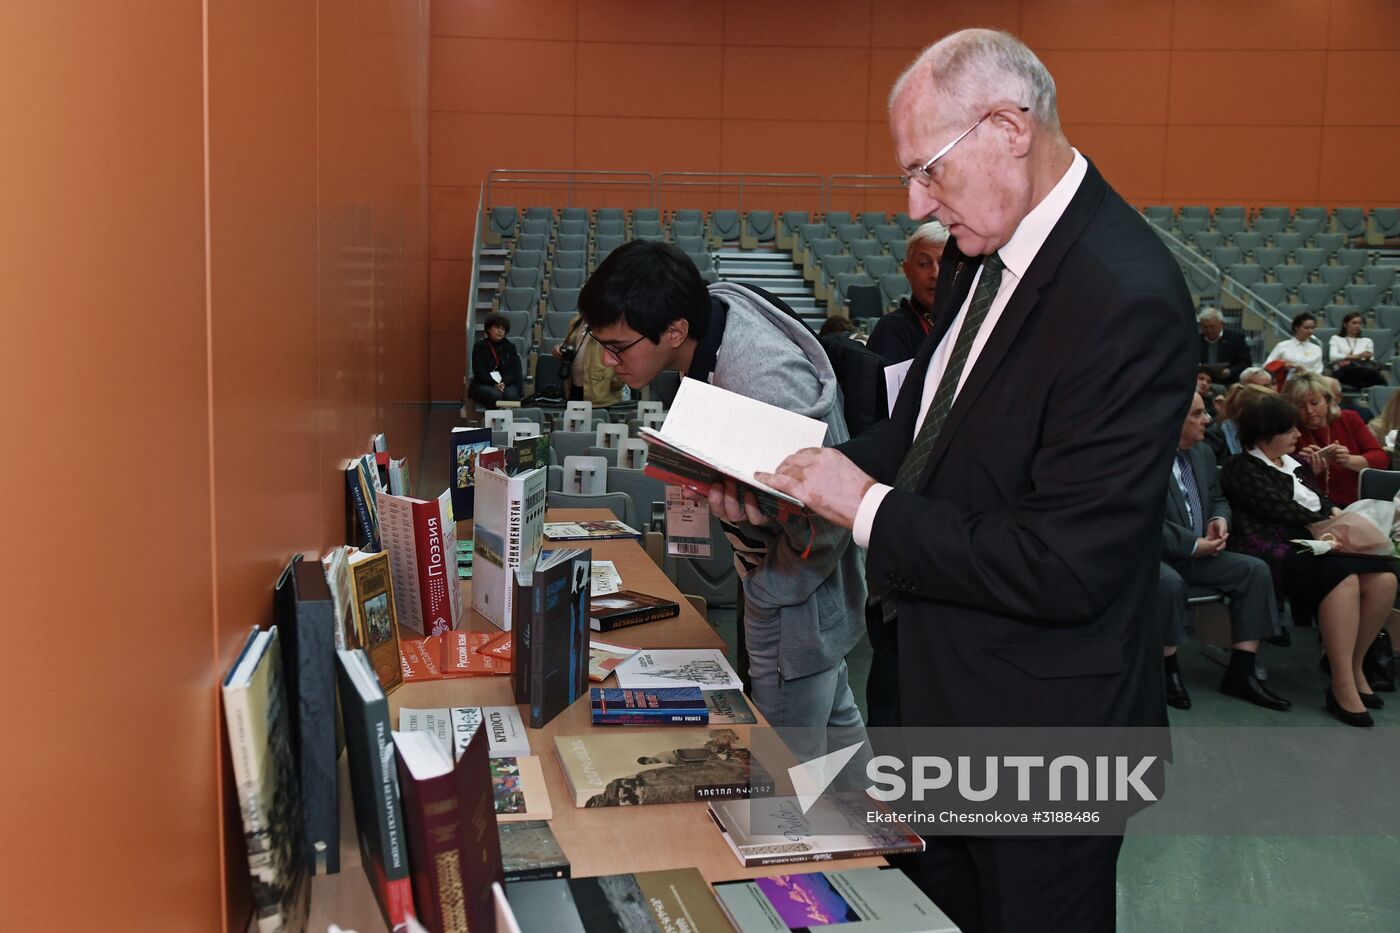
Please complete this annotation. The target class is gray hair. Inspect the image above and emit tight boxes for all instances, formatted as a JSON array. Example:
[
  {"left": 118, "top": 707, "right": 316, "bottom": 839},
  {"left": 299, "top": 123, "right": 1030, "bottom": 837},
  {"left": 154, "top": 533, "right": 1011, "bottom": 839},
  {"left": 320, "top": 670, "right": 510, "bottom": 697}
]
[
  {"left": 1197, "top": 307, "right": 1224, "bottom": 324},
  {"left": 1238, "top": 366, "right": 1267, "bottom": 384},
  {"left": 890, "top": 29, "right": 1060, "bottom": 130},
  {"left": 905, "top": 221, "right": 950, "bottom": 259}
]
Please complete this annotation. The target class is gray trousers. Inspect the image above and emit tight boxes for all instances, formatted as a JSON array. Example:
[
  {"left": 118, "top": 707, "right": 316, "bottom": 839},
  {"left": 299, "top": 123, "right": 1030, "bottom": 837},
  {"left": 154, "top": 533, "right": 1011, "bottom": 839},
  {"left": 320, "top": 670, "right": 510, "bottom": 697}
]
[{"left": 1158, "top": 553, "right": 1279, "bottom": 647}]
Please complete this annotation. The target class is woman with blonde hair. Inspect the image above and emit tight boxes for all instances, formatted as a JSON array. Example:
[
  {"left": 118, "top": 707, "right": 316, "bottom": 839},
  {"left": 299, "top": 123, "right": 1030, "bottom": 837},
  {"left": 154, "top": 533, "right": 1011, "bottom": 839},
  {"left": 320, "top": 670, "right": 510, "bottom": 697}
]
[
  {"left": 1367, "top": 389, "right": 1400, "bottom": 457},
  {"left": 1284, "top": 372, "right": 1388, "bottom": 507}
]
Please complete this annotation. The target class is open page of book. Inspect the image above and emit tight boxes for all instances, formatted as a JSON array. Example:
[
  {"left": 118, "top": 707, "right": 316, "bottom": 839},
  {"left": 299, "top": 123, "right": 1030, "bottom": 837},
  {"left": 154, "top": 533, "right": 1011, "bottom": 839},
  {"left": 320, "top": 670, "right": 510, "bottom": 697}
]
[
  {"left": 884, "top": 358, "right": 913, "bottom": 417},
  {"left": 643, "top": 377, "right": 828, "bottom": 486}
]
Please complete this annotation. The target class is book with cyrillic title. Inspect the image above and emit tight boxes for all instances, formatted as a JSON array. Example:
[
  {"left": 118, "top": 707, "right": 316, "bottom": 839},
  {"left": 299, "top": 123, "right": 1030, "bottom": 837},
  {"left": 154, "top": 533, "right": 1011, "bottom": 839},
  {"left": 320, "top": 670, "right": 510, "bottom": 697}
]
[
  {"left": 589, "top": 590, "right": 681, "bottom": 632},
  {"left": 706, "top": 793, "right": 925, "bottom": 868},
  {"left": 590, "top": 687, "right": 709, "bottom": 725}
]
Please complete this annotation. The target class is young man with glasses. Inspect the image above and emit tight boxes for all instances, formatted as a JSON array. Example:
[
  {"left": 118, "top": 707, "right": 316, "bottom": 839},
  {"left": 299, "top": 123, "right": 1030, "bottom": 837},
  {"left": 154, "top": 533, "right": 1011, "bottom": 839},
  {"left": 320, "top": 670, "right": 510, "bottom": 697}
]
[{"left": 576, "top": 239, "right": 868, "bottom": 745}]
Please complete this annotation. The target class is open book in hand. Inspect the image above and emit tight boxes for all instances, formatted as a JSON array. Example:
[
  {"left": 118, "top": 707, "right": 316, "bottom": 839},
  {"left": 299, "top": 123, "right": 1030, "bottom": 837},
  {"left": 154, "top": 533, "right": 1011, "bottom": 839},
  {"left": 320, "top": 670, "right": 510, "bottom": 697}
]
[{"left": 639, "top": 377, "right": 829, "bottom": 519}]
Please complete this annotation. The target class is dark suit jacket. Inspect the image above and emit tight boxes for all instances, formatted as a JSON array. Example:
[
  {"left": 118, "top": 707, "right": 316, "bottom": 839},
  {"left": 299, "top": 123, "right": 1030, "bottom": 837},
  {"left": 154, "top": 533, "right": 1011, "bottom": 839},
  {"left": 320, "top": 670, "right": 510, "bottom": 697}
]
[
  {"left": 1198, "top": 330, "right": 1252, "bottom": 384},
  {"left": 840, "top": 160, "right": 1196, "bottom": 729},
  {"left": 1162, "top": 444, "right": 1228, "bottom": 562}
]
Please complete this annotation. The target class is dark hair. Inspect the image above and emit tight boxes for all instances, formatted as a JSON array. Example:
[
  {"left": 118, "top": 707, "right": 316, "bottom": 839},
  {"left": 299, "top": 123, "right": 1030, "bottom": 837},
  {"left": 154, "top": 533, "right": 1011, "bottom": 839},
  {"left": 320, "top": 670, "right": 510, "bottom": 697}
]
[
  {"left": 1236, "top": 393, "right": 1299, "bottom": 450},
  {"left": 1290, "top": 311, "right": 1316, "bottom": 336},
  {"left": 1341, "top": 310, "right": 1363, "bottom": 329},
  {"left": 482, "top": 312, "right": 510, "bottom": 334},
  {"left": 820, "top": 315, "right": 857, "bottom": 336},
  {"left": 577, "top": 240, "right": 710, "bottom": 343}
]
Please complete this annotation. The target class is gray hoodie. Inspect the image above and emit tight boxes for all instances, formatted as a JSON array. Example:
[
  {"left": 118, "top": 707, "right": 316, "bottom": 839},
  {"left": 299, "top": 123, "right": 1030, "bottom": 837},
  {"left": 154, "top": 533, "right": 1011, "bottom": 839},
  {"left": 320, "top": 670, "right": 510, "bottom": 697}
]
[{"left": 706, "top": 282, "right": 867, "bottom": 680}]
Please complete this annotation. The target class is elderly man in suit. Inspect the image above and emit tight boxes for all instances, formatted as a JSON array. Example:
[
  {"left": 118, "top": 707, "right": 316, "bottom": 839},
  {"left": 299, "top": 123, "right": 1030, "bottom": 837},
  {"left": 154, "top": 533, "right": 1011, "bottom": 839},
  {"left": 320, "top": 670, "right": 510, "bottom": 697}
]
[
  {"left": 712, "top": 28, "right": 1196, "bottom": 933},
  {"left": 1198, "top": 306, "right": 1254, "bottom": 386},
  {"left": 1159, "top": 390, "right": 1290, "bottom": 712}
]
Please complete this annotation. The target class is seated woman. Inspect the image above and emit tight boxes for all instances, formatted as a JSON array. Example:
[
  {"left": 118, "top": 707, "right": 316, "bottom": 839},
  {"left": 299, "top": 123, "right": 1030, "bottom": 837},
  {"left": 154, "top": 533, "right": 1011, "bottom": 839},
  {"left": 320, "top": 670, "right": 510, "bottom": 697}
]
[
  {"left": 1328, "top": 311, "right": 1386, "bottom": 391},
  {"left": 1285, "top": 372, "right": 1387, "bottom": 507},
  {"left": 1264, "top": 311, "right": 1323, "bottom": 378},
  {"left": 1221, "top": 392, "right": 1397, "bottom": 726},
  {"left": 1368, "top": 388, "right": 1400, "bottom": 464},
  {"left": 467, "top": 313, "right": 524, "bottom": 409},
  {"left": 1205, "top": 382, "right": 1276, "bottom": 461}
]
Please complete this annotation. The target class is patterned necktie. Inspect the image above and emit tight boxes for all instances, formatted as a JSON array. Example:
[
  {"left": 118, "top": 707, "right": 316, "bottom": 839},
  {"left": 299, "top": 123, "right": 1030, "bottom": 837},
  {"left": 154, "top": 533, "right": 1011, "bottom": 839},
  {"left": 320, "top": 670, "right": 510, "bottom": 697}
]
[
  {"left": 892, "top": 253, "right": 1005, "bottom": 492},
  {"left": 870, "top": 254, "right": 1003, "bottom": 609},
  {"left": 1176, "top": 450, "right": 1204, "bottom": 536}
]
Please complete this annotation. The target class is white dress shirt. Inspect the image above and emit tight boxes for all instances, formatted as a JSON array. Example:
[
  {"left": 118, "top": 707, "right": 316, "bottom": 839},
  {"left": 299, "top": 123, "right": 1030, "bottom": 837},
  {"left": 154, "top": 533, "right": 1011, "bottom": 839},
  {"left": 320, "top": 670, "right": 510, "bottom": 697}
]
[
  {"left": 1329, "top": 334, "right": 1374, "bottom": 363},
  {"left": 853, "top": 151, "right": 1088, "bottom": 548},
  {"left": 1264, "top": 338, "right": 1322, "bottom": 375}
]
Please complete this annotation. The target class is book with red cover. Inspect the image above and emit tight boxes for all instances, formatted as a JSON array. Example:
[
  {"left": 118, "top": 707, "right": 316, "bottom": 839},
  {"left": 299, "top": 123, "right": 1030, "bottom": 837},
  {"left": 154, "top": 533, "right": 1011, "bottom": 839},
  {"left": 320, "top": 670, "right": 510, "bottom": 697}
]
[
  {"left": 393, "top": 722, "right": 503, "bottom": 933},
  {"left": 376, "top": 488, "right": 464, "bottom": 637}
]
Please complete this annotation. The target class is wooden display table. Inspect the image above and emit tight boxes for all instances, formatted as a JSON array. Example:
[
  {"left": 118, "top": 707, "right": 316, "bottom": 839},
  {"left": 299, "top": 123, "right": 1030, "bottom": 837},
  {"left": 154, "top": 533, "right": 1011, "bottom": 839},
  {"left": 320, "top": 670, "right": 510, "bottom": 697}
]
[{"left": 305, "top": 509, "right": 883, "bottom": 931}]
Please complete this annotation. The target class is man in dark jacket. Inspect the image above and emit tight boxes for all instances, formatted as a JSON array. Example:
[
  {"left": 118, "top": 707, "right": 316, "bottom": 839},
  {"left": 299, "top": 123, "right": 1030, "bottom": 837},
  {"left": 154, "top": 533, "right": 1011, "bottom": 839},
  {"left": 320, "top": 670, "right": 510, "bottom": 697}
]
[
  {"left": 867, "top": 220, "right": 948, "bottom": 364},
  {"left": 1198, "top": 306, "right": 1253, "bottom": 386}
]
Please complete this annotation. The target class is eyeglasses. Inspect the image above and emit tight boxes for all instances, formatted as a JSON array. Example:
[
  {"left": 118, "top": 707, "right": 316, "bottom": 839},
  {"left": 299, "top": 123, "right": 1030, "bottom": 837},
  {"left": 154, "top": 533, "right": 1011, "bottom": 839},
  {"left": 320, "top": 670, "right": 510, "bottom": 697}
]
[
  {"left": 584, "top": 327, "right": 649, "bottom": 362},
  {"left": 900, "top": 106, "right": 1030, "bottom": 189}
]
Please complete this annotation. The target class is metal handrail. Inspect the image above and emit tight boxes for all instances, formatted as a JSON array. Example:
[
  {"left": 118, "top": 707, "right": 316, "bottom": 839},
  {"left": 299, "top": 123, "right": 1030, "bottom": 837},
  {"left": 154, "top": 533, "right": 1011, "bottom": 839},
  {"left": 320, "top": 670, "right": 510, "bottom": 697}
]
[
  {"left": 1148, "top": 219, "right": 1291, "bottom": 343},
  {"left": 825, "top": 174, "right": 905, "bottom": 213},
  {"left": 655, "top": 172, "right": 824, "bottom": 214},
  {"left": 462, "top": 181, "right": 486, "bottom": 407},
  {"left": 484, "top": 169, "right": 656, "bottom": 208}
]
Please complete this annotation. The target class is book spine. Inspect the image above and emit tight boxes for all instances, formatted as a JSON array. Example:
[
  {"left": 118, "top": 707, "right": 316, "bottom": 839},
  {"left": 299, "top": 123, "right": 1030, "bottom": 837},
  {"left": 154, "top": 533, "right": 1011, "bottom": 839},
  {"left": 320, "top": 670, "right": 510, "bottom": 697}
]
[
  {"left": 295, "top": 599, "right": 340, "bottom": 874},
  {"left": 503, "top": 479, "right": 524, "bottom": 626},
  {"left": 591, "top": 711, "right": 709, "bottom": 725},
  {"left": 502, "top": 865, "right": 570, "bottom": 883},
  {"left": 411, "top": 499, "right": 451, "bottom": 636},
  {"left": 529, "top": 579, "right": 545, "bottom": 728},
  {"left": 591, "top": 604, "right": 681, "bottom": 632},
  {"left": 739, "top": 840, "right": 926, "bottom": 868},
  {"left": 396, "top": 769, "right": 464, "bottom": 933},
  {"left": 346, "top": 468, "right": 378, "bottom": 551}
]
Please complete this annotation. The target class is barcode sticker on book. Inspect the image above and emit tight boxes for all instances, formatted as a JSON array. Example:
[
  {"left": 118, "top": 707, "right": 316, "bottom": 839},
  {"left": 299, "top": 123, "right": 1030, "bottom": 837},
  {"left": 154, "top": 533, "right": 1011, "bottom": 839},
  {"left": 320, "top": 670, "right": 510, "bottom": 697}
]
[{"left": 666, "top": 487, "right": 712, "bottom": 558}]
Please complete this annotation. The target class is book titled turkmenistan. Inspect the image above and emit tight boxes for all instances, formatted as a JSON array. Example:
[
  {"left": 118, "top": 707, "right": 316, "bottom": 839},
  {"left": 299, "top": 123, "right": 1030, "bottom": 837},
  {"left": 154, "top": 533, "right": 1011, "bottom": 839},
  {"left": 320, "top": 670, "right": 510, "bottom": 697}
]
[
  {"left": 554, "top": 728, "right": 766, "bottom": 808},
  {"left": 712, "top": 867, "right": 958, "bottom": 932},
  {"left": 506, "top": 869, "right": 731, "bottom": 933}
]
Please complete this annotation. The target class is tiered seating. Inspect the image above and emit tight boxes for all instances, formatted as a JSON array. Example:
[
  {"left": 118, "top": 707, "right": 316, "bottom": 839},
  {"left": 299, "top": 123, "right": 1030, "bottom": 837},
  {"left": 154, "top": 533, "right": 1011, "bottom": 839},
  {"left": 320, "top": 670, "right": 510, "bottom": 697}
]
[{"left": 791, "top": 210, "right": 921, "bottom": 320}]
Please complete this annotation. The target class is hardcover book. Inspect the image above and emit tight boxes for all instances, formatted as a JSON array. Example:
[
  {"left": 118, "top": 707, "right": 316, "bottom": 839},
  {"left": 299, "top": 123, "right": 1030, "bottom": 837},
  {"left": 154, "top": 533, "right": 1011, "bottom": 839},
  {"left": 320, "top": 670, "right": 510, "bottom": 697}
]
[
  {"left": 712, "top": 867, "right": 958, "bottom": 932},
  {"left": 319, "top": 545, "right": 355, "bottom": 650},
  {"left": 703, "top": 689, "right": 758, "bottom": 725},
  {"left": 392, "top": 726, "right": 504, "bottom": 933},
  {"left": 397, "top": 705, "right": 531, "bottom": 759},
  {"left": 589, "top": 590, "right": 681, "bottom": 632},
  {"left": 707, "top": 793, "right": 925, "bottom": 868},
  {"left": 640, "top": 377, "right": 828, "bottom": 520},
  {"left": 348, "top": 548, "right": 403, "bottom": 694},
  {"left": 344, "top": 455, "right": 382, "bottom": 552},
  {"left": 448, "top": 426, "right": 493, "bottom": 521},
  {"left": 221, "top": 627, "right": 310, "bottom": 933},
  {"left": 473, "top": 463, "right": 547, "bottom": 631},
  {"left": 273, "top": 556, "right": 339, "bottom": 876},
  {"left": 506, "top": 868, "right": 732, "bottom": 932},
  {"left": 376, "top": 487, "right": 464, "bottom": 637},
  {"left": 512, "top": 547, "right": 592, "bottom": 728},
  {"left": 399, "top": 632, "right": 511, "bottom": 683},
  {"left": 388, "top": 457, "right": 410, "bottom": 496},
  {"left": 554, "top": 728, "right": 765, "bottom": 808},
  {"left": 335, "top": 649, "right": 416, "bottom": 932},
  {"left": 613, "top": 648, "right": 743, "bottom": 692},
  {"left": 489, "top": 755, "right": 553, "bottom": 822},
  {"left": 543, "top": 519, "right": 642, "bottom": 541},
  {"left": 590, "top": 687, "right": 709, "bottom": 725},
  {"left": 497, "top": 820, "right": 570, "bottom": 883}
]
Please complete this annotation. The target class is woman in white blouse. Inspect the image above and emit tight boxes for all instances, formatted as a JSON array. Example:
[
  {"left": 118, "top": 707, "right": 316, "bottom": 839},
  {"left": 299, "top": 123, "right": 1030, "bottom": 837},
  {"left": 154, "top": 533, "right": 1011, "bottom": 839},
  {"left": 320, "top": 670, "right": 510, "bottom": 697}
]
[
  {"left": 1220, "top": 391, "right": 1397, "bottom": 726},
  {"left": 1264, "top": 311, "right": 1323, "bottom": 376},
  {"left": 1329, "top": 310, "right": 1386, "bottom": 390}
]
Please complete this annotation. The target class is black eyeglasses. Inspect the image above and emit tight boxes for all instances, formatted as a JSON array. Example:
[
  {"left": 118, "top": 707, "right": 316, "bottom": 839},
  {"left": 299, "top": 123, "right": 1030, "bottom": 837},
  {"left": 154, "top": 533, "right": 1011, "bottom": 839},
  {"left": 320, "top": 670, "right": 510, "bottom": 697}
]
[{"left": 583, "top": 327, "right": 649, "bottom": 362}]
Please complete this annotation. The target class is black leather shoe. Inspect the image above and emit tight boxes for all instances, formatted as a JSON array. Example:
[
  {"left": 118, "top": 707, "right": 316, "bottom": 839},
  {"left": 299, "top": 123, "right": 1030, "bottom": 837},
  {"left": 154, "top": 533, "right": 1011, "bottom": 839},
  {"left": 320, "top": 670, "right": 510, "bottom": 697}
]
[
  {"left": 1165, "top": 670, "right": 1191, "bottom": 710},
  {"left": 1220, "top": 673, "right": 1291, "bottom": 711},
  {"left": 1325, "top": 687, "right": 1374, "bottom": 727},
  {"left": 1358, "top": 690, "right": 1385, "bottom": 710}
]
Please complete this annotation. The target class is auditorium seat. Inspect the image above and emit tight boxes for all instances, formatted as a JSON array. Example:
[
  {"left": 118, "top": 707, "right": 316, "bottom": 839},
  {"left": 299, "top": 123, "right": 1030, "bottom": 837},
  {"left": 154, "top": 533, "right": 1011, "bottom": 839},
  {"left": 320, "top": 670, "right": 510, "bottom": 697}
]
[
  {"left": 1253, "top": 246, "right": 1284, "bottom": 269},
  {"left": 859, "top": 211, "right": 887, "bottom": 232},
  {"left": 497, "top": 287, "right": 538, "bottom": 317},
  {"left": 1312, "top": 233, "right": 1344, "bottom": 257},
  {"left": 1233, "top": 232, "right": 1265, "bottom": 255},
  {"left": 743, "top": 210, "right": 776, "bottom": 248},
  {"left": 1364, "top": 328, "right": 1395, "bottom": 365},
  {"left": 519, "top": 218, "right": 550, "bottom": 237},
  {"left": 545, "top": 288, "right": 580, "bottom": 316},
  {"left": 560, "top": 207, "right": 589, "bottom": 223},
  {"left": 862, "top": 255, "right": 898, "bottom": 278},
  {"left": 894, "top": 213, "right": 920, "bottom": 235},
  {"left": 488, "top": 206, "right": 518, "bottom": 242},
  {"left": 1272, "top": 265, "right": 1308, "bottom": 291},
  {"left": 777, "top": 211, "right": 808, "bottom": 249},
  {"left": 671, "top": 209, "right": 704, "bottom": 226},
  {"left": 834, "top": 223, "right": 866, "bottom": 246},
  {"left": 1317, "top": 265, "right": 1351, "bottom": 292},
  {"left": 673, "top": 235, "right": 706, "bottom": 254},
  {"left": 825, "top": 210, "right": 854, "bottom": 227},
  {"left": 1250, "top": 283, "right": 1286, "bottom": 307},
  {"left": 633, "top": 219, "right": 662, "bottom": 237},
  {"left": 818, "top": 254, "right": 857, "bottom": 300},
  {"left": 557, "top": 218, "right": 587, "bottom": 237},
  {"left": 515, "top": 233, "right": 548, "bottom": 254},
  {"left": 1364, "top": 266, "right": 1396, "bottom": 291},
  {"left": 594, "top": 208, "right": 625, "bottom": 224},
  {"left": 555, "top": 234, "right": 587, "bottom": 254},
  {"left": 1334, "top": 208, "right": 1366, "bottom": 238},
  {"left": 1215, "top": 216, "right": 1246, "bottom": 238},
  {"left": 633, "top": 207, "right": 660, "bottom": 225},
  {"left": 1346, "top": 284, "right": 1383, "bottom": 313},
  {"left": 670, "top": 220, "right": 703, "bottom": 239},
  {"left": 595, "top": 218, "right": 624, "bottom": 237},
  {"left": 1274, "top": 232, "right": 1305, "bottom": 253},
  {"left": 1192, "top": 230, "right": 1224, "bottom": 252},
  {"left": 1337, "top": 249, "right": 1369, "bottom": 278},
  {"left": 850, "top": 238, "right": 883, "bottom": 264},
  {"left": 525, "top": 206, "right": 554, "bottom": 222},
  {"left": 551, "top": 267, "right": 585, "bottom": 290},
  {"left": 1211, "top": 246, "right": 1244, "bottom": 268},
  {"left": 710, "top": 210, "right": 741, "bottom": 244},
  {"left": 1293, "top": 247, "right": 1325, "bottom": 274},
  {"left": 505, "top": 266, "right": 542, "bottom": 292},
  {"left": 1257, "top": 206, "right": 1291, "bottom": 223},
  {"left": 1253, "top": 216, "right": 1285, "bottom": 238},
  {"left": 1229, "top": 263, "right": 1263, "bottom": 288}
]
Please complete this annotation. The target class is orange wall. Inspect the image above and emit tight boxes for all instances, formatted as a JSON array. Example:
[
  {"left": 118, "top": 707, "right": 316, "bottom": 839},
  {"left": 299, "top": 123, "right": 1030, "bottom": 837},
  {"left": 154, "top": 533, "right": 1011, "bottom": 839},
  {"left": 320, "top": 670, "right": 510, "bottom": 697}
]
[
  {"left": 428, "top": 0, "right": 1400, "bottom": 396},
  {"left": 0, "top": 2, "right": 429, "bottom": 931}
]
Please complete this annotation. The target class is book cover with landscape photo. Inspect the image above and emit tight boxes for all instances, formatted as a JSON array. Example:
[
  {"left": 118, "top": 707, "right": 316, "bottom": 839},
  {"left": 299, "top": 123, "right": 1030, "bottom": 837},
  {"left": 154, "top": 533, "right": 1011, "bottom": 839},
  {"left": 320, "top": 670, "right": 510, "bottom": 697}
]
[{"left": 554, "top": 728, "right": 765, "bottom": 807}]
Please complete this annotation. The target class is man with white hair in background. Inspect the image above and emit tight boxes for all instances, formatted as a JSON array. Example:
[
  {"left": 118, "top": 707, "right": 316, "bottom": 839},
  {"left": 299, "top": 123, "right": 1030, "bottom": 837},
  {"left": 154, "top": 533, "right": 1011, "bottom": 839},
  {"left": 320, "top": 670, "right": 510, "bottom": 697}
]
[
  {"left": 730, "top": 28, "right": 1196, "bottom": 931},
  {"left": 1198, "top": 306, "right": 1253, "bottom": 386},
  {"left": 867, "top": 220, "right": 949, "bottom": 364}
]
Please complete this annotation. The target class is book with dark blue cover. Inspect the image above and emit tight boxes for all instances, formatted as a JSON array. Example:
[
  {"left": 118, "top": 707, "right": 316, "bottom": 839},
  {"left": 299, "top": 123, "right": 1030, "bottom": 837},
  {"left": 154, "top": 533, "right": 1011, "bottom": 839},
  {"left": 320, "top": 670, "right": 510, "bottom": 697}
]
[
  {"left": 591, "top": 687, "right": 709, "bottom": 725},
  {"left": 449, "top": 426, "right": 493, "bottom": 520},
  {"left": 512, "top": 548, "right": 592, "bottom": 728}
]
